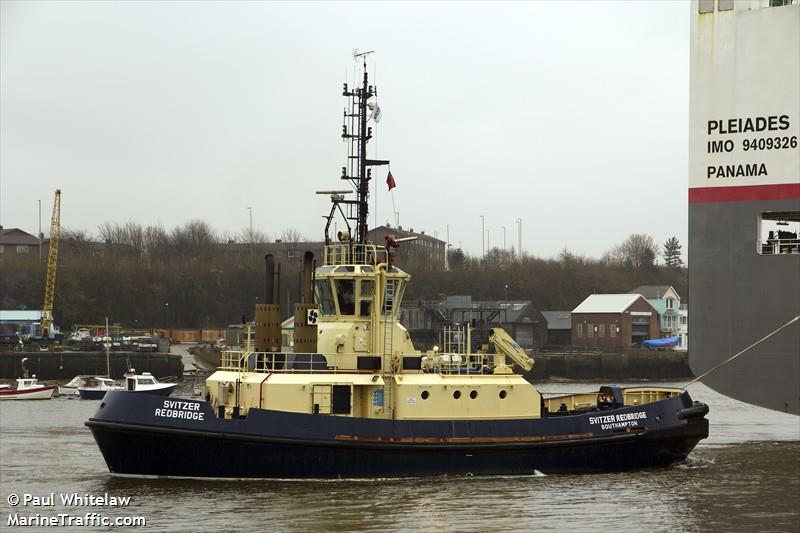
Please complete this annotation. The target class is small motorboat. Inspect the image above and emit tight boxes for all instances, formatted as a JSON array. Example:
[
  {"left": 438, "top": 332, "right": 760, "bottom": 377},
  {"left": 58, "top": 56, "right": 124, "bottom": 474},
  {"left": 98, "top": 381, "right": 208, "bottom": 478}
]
[
  {"left": 123, "top": 370, "right": 177, "bottom": 397},
  {"left": 0, "top": 376, "right": 56, "bottom": 400},
  {"left": 58, "top": 375, "right": 92, "bottom": 396},
  {"left": 79, "top": 377, "right": 123, "bottom": 400}
]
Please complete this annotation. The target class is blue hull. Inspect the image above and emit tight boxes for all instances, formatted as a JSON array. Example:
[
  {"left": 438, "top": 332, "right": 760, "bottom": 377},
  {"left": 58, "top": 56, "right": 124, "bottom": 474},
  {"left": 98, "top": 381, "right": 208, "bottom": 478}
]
[
  {"left": 79, "top": 388, "right": 111, "bottom": 400},
  {"left": 86, "top": 391, "right": 708, "bottom": 478}
]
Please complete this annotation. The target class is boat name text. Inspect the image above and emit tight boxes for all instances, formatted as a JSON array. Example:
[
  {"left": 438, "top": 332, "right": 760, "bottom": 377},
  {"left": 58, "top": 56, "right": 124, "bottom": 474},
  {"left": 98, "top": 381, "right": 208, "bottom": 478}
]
[
  {"left": 703, "top": 115, "right": 797, "bottom": 180},
  {"left": 707, "top": 115, "right": 790, "bottom": 136},
  {"left": 154, "top": 400, "right": 205, "bottom": 421},
  {"left": 589, "top": 411, "right": 647, "bottom": 430}
]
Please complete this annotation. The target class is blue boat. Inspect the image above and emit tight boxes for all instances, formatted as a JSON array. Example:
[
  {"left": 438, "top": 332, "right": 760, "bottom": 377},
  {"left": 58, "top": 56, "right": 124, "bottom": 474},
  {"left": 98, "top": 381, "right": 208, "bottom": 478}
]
[{"left": 78, "top": 377, "right": 122, "bottom": 400}]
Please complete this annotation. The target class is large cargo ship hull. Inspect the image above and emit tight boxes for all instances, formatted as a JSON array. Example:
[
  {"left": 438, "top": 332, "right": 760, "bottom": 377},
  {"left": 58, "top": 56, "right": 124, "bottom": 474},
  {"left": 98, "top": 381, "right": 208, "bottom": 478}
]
[
  {"left": 87, "top": 391, "right": 707, "bottom": 478},
  {"left": 689, "top": 197, "right": 800, "bottom": 414},
  {"left": 688, "top": 0, "right": 800, "bottom": 414}
]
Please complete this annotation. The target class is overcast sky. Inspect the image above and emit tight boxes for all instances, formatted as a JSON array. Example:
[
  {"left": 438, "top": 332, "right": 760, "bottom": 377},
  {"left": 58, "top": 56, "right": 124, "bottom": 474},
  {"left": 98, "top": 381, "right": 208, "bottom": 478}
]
[{"left": 1, "top": 1, "right": 689, "bottom": 260}]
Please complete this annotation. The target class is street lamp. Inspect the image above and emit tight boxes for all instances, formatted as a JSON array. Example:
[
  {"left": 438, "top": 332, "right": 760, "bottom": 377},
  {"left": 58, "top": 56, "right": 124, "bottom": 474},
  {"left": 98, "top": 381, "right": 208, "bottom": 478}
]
[
  {"left": 504, "top": 284, "right": 508, "bottom": 301},
  {"left": 480, "top": 215, "right": 485, "bottom": 258},
  {"left": 38, "top": 199, "right": 42, "bottom": 262},
  {"left": 446, "top": 223, "right": 451, "bottom": 270},
  {"left": 502, "top": 225, "right": 506, "bottom": 250},
  {"left": 516, "top": 218, "right": 522, "bottom": 258},
  {"left": 164, "top": 302, "right": 169, "bottom": 329},
  {"left": 248, "top": 207, "right": 254, "bottom": 256}
]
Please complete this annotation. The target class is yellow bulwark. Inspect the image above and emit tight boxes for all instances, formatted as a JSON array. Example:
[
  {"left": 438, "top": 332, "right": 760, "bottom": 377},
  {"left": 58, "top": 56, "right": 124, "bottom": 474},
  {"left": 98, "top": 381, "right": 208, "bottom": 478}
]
[{"left": 41, "top": 189, "right": 61, "bottom": 337}]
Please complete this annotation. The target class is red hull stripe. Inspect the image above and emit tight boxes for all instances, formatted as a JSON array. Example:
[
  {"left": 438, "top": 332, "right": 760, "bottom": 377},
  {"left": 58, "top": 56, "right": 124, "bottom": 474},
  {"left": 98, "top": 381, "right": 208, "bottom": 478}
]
[
  {"left": 689, "top": 183, "right": 800, "bottom": 204},
  {"left": 0, "top": 386, "right": 55, "bottom": 396}
]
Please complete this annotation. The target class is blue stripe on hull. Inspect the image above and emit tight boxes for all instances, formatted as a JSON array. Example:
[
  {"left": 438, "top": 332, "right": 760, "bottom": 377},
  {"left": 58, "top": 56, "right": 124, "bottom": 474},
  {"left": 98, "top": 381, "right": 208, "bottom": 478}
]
[{"left": 79, "top": 389, "right": 109, "bottom": 400}]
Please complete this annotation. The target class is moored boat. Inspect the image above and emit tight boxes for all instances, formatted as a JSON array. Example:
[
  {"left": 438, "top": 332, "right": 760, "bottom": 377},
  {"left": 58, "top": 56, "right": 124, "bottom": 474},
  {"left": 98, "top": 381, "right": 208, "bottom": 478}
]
[
  {"left": 86, "top": 54, "right": 709, "bottom": 478},
  {"left": 122, "top": 370, "right": 177, "bottom": 397},
  {"left": 0, "top": 376, "right": 56, "bottom": 400},
  {"left": 79, "top": 377, "right": 122, "bottom": 400},
  {"left": 58, "top": 375, "right": 93, "bottom": 396}
]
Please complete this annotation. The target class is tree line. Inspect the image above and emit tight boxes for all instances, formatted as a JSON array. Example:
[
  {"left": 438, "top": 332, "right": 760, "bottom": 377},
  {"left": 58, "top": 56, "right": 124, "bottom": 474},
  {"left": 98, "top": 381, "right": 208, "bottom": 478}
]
[{"left": 1, "top": 221, "right": 686, "bottom": 330}]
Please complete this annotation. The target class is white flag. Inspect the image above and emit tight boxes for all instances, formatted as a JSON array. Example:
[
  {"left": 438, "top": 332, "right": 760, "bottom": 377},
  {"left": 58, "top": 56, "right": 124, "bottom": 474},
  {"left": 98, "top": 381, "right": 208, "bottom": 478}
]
[{"left": 371, "top": 103, "right": 382, "bottom": 123}]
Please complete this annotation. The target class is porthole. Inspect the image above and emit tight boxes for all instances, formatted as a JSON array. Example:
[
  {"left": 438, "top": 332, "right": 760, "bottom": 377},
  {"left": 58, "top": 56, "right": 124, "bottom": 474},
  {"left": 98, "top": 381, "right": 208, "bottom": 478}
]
[
  {"left": 469, "top": 390, "right": 478, "bottom": 399},
  {"left": 453, "top": 390, "right": 462, "bottom": 399},
  {"left": 499, "top": 390, "right": 507, "bottom": 399},
  {"left": 421, "top": 390, "right": 430, "bottom": 400}
]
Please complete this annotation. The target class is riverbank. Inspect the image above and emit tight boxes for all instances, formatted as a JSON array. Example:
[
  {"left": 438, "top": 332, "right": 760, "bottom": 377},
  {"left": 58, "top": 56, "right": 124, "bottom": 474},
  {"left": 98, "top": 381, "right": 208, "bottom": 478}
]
[
  {"left": 526, "top": 350, "right": 692, "bottom": 381},
  {"left": 0, "top": 351, "right": 184, "bottom": 380}
]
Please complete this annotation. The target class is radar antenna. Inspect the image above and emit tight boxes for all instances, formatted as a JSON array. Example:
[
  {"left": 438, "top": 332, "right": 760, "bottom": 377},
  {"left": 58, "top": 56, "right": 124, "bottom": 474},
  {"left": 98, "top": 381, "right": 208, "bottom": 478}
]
[{"left": 352, "top": 49, "right": 375, "bottom": 62}]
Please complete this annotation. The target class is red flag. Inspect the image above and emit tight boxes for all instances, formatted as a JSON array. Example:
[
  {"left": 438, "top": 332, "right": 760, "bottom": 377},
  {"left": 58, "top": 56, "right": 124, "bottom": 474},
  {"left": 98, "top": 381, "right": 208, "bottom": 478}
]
[{"left": 386, "top": 171, "right": 396, "bottom": 191}]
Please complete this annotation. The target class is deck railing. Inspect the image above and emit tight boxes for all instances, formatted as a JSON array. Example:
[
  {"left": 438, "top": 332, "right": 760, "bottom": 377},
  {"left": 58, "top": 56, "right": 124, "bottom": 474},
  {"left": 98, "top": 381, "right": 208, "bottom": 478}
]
[
  {"left": 434, "top": 351, "right": 486, "bottom": 375},
  {"left": 220, "top": 350, "right": 333, "bottom": 373},
  {"left": 761, "top": 238, "right": 800, "bottom": 255},
  {"left": 324, "top": 244, "right": 388, "bottom": 266}
]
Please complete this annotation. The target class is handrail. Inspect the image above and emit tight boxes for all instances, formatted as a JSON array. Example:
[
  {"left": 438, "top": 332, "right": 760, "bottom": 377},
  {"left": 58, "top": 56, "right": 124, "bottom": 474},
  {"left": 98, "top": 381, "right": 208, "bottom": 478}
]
[
  {"left": 434, "top": 351, "right": 485, "bottom": 375},
  {"left": 761, "top": 238, "right": 800, "bottom": 255},
  {"left": 323, "top": 244, "right": 388, "bottom": 266}
]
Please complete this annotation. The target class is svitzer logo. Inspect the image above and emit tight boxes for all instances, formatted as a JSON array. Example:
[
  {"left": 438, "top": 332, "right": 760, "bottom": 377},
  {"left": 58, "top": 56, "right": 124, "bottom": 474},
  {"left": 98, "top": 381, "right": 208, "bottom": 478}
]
[{"left": 307, "top": 309, "right": 319, "bottom": 325}]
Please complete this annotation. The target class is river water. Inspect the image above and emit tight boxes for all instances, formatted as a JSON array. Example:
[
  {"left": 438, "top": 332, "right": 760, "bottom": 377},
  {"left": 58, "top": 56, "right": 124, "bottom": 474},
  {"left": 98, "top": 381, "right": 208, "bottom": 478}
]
[{"left": 1, "top": 381, "right": 798, "bottom": 532}]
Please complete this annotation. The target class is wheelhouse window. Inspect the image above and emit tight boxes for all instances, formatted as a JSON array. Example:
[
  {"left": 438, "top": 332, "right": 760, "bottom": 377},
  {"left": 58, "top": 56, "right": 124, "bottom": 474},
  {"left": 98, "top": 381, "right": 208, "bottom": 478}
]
[
  {"left": 314, "top": 280, "right": 336, "bottom": 316},
  {"left": 359, "top": 279, "right": 374, "bottom": 317},
  {"left": 334, "top": 279, "right": 356, "bottom": 315},
  {"left": 382, "top": 279, "right": 405, "bottom": 316},
  {"left": 758, "top": 211, "right": 799, "bottom": 255}
]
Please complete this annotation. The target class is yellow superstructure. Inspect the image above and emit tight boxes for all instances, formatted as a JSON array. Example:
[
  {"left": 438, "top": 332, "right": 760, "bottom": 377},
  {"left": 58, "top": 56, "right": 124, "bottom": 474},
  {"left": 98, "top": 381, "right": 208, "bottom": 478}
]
[{"left": 205, "top": 242, "right": 546, "bottom": 421}]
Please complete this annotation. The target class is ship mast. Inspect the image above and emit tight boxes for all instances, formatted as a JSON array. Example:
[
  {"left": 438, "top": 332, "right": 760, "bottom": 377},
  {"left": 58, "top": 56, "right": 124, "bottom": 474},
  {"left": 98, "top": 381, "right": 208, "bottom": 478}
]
[{"left": 325, "top": 50, "right": 389, "bottom": 249}]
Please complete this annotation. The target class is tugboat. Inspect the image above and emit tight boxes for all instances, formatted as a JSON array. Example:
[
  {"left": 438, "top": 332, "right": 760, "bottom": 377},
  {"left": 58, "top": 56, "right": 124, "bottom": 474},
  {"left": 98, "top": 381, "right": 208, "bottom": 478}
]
[{"left": 86, "top": 53, "right": 709, "bottom": 478}]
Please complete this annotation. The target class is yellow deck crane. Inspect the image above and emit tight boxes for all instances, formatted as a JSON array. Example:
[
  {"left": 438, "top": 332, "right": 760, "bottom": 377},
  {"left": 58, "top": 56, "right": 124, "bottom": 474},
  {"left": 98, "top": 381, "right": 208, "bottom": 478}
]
[{"left": 40, "top": 189, "right": 61, "bottom": 338}]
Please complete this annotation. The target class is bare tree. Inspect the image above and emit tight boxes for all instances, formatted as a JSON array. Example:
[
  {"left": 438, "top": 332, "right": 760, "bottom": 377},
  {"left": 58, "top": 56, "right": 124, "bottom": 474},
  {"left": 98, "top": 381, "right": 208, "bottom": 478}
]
[
  {"left": 143, "top": 225, "right": 170, "bottom": 258},
  {"left": 484, "top": 247, "right": 515, "bottom": 266},
  {"left": 604, "top": 234, "right": 659, "bottom": 268},
  {"left": 239, "top": 227, "right": 270, "bottom": 244},
  {"left": 279, "top": 228, "right": 305, "bottom": 243},
  {"left": 171, "top": 220, "right": 218, "bottom": 258}
]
